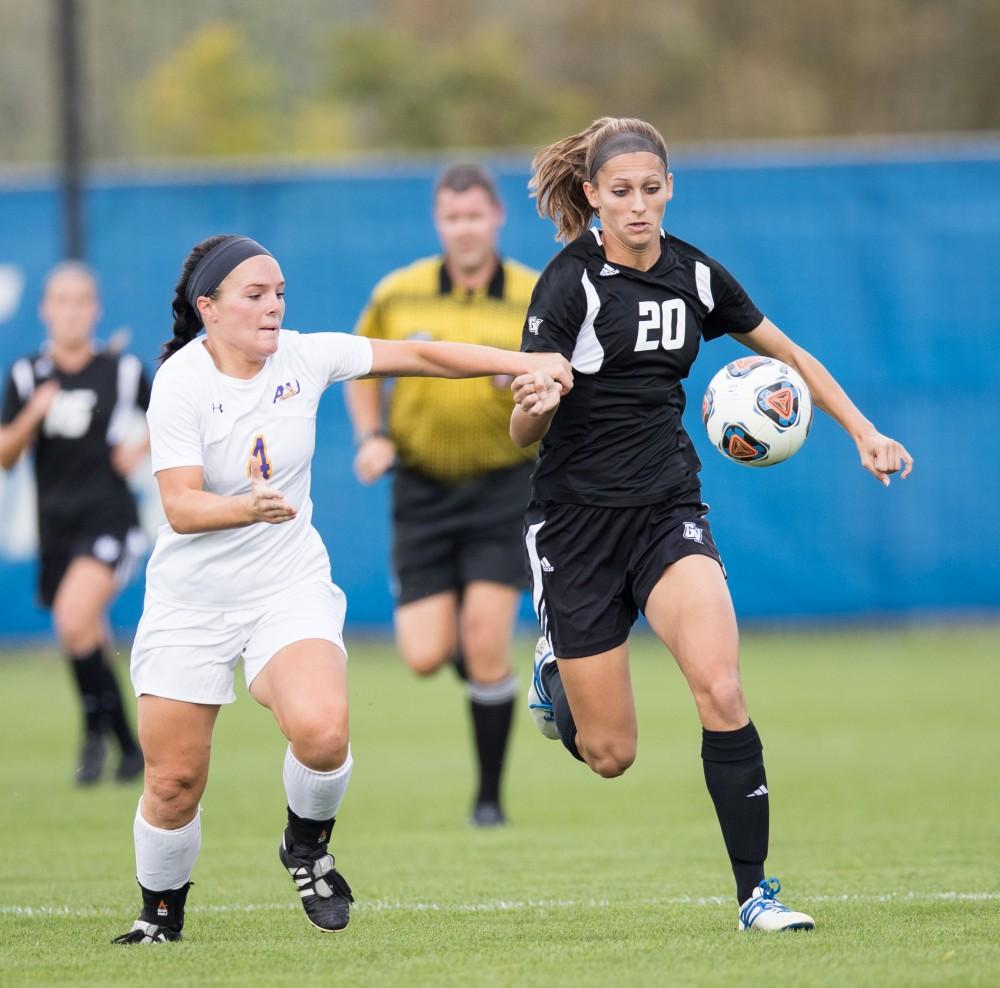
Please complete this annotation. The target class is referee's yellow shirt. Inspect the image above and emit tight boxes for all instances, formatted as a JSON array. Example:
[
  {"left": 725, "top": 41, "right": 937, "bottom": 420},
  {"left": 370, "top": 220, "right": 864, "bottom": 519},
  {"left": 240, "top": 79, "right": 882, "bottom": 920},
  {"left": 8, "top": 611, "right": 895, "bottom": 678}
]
[{"left": 355, "top": 256, "right": 538, "bottom": 485}]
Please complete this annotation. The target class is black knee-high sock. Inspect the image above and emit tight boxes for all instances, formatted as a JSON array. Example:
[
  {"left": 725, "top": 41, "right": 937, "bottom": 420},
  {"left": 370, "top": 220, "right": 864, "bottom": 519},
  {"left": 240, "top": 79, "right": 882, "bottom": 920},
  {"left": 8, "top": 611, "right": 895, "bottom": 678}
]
[
  {"left": 68, "top": 651, "right": 104, "bottom": 735},
  {"left": 467, "top": 675, "right": 517, "bottom": 805},
  {"left": 701, "top": 720, "right": 768, "bottom": 904},
  {"left": 74, "top": 648, "right": 139, "bottom": 753},
  {"left": 542, "top": 663, "right": 584, "bottom": 762}
]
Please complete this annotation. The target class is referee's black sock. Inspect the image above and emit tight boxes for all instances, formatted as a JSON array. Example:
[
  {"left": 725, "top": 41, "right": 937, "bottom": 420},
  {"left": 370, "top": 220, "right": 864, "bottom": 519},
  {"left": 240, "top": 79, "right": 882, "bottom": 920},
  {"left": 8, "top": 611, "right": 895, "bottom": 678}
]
[
  {"left": 89, "top": 648, "right": 140, "bottom": 754},
  {"left": 542, "top": 663, "right": 584, "bottom": 763},
  {"left": 467, "top": 675, "right": 517, "bottom": 805},
  {"left": 67, "top": 650, "right": 105, "bottom": 736},
  {"left": 701, "top": 720, "right": 768, "bottom": 905}
]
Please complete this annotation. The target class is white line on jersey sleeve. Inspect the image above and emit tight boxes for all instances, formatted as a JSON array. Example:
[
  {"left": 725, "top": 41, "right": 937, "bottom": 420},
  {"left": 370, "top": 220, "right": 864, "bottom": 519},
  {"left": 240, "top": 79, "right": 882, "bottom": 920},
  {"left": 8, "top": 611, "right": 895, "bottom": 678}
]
[
  {"left": 11, "top": 358, "right": 34, "bottom": 402},
  {"left": 106, "top": 353, "right": 143, "bottom": 445},
  {"left": 695, "top": 261, "right": 715, "bottom": 313},
  {"left": 569, "top": 270, "right": 604, "bottom": 374}
]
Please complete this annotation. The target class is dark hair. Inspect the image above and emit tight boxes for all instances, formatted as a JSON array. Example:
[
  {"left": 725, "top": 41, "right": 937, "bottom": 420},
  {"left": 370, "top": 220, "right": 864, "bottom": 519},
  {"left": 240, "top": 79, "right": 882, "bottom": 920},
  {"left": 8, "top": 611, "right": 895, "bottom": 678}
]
[
  {"left": 434, "top": 162, "right": 501, "bottom": 205},
  {"left": 530, "top": 117, "right": 669, "bottom": 242},
  {"left": 160, "top": 234, "right": 233, "bottom": 363}
]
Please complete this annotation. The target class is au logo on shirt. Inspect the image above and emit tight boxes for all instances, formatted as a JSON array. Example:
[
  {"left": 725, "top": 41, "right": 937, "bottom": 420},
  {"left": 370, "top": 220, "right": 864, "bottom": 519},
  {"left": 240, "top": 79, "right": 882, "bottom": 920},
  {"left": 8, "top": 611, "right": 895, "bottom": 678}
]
[{"left": 273, "top": 379, "right": 301, "bottom": 403}]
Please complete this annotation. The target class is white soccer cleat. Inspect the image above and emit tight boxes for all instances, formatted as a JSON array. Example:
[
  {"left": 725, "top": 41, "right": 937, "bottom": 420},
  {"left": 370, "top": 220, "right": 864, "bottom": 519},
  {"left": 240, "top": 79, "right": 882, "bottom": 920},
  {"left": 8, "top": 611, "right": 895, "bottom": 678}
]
[
  {"left": 738, "top": 877, "right": 815, "bottom": 932},
  {"left": 527, "top": 636, "right": 560, "bottom": 740}
]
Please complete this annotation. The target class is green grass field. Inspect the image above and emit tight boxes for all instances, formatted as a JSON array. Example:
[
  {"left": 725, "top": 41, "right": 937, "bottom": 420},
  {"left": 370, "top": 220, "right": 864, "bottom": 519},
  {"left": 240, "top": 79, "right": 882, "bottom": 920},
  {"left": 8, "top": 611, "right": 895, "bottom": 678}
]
[{"left": 1, "top": 627, "right": 998, "bottom": 987}]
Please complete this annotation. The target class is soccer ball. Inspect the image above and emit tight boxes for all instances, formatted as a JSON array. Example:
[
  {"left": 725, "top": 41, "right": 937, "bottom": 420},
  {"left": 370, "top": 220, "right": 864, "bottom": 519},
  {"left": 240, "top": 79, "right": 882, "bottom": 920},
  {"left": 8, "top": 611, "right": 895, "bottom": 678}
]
[{"left": 702, "top": 356, "right": 812, "bottom": 467}]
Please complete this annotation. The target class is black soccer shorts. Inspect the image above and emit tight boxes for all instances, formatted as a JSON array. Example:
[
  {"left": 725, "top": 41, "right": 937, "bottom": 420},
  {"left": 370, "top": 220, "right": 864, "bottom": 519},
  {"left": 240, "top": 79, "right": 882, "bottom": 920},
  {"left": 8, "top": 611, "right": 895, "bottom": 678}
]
[
  {"left": 38, "top": 521, "right": 145, "bottom": 607},
  {"left": 523, "top": 490, "right": 724, "bottom": 659},
  {"left": 391, "top": 461, "right": 533, "bottom": 605}
]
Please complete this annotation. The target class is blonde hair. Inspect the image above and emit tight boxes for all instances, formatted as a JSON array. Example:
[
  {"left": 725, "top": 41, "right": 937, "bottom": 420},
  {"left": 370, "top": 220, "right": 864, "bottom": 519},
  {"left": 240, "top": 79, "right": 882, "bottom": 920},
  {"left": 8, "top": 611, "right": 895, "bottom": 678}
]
[{"left": 529, "top": 117, "right": 669, "bottom": 243}]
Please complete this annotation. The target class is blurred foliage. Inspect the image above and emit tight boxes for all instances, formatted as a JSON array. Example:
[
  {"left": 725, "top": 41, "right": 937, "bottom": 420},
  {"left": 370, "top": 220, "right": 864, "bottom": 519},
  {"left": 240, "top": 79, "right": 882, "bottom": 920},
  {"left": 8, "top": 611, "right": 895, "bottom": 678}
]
[
  {"left": 0, "top": 0, "right": 998, "bottom": 165},
  {"left": 131, "top": 24, "right": 281, "bottom": 157}
]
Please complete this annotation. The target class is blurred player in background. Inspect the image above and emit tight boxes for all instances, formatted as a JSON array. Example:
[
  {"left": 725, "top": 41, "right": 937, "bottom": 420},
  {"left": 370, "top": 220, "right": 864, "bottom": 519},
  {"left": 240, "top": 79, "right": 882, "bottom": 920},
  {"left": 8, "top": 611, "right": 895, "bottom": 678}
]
[
  {"left": 345, "top": 164, "right": 539, "bottom": 827},
  {"left": 511, "top": 117, "right": 913, "bottom": 931},
  {"left": 112, "top": 235, "right": 569, "bottom": 944},
  {"left": 0, "top": 262, "right": 147, "bottom": 785}
]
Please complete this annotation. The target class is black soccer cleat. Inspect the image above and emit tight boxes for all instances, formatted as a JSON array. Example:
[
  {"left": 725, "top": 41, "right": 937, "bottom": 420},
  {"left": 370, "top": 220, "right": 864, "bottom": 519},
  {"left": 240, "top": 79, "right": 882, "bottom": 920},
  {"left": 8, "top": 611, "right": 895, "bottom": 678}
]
[
  {"left": 470, "top": 800, "right": 508, "bottom": 828},
  {"left": 111, "top": 881, "right": 190, "bottom": 945},
  {"left": 74, "top": 731, "right": 107, "bottom": 786},
  {"left": 279, "top": 834, "right": 354, "bottom": 932},
  {"left": 114, "top": 748, "right": 145, "bottom": 783},
  {"left": 111, "top": 920, "right": 182, "bottom": 944}
]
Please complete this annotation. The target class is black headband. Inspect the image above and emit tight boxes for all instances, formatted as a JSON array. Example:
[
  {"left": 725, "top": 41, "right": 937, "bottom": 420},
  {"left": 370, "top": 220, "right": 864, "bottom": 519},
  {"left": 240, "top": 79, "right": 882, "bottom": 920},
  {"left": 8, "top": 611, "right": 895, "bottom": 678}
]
[
  {"left": 589, "top": 133, "right": 668, "bottom": 179},
  {"left": 185, "top": 236, "right": 273, "bottom": 311}
]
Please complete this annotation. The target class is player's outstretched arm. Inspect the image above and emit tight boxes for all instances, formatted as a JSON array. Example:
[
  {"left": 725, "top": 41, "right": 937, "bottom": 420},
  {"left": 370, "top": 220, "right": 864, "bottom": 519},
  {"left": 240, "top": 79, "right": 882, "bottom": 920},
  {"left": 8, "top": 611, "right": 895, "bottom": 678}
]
[
  {"left": 367, "top": 338, "right": 573, "bottom": 394},
  {"left": 738, "top": 317, "right": 914, "bottom": 486},
  {"left": 156, "top": 462, "right": 296, "bottom": 534}
]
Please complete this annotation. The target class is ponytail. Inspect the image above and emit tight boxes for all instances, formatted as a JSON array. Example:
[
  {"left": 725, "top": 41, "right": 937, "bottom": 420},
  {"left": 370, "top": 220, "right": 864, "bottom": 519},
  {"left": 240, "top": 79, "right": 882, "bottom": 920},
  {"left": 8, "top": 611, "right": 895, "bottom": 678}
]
[
  {"left": 529, "top": 116, "right": 669, "bottom": 243},
  {"left": 159, "top": 234, "right": 232, "bottom": 363}
]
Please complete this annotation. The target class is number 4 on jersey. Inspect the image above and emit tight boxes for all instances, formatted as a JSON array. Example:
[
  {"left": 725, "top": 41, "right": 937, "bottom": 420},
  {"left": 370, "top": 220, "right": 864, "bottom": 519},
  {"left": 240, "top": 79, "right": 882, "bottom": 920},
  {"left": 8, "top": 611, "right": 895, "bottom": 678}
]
[{"left": 247, "top": 434, "right": 272, "bottom": 480}]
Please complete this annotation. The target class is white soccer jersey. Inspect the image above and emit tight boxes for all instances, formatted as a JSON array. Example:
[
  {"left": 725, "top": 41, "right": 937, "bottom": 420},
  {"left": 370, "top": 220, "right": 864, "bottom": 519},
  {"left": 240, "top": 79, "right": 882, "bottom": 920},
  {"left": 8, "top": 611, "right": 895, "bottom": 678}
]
[{"left": 144, "top": 330, "right": 373, "bottom": 610}]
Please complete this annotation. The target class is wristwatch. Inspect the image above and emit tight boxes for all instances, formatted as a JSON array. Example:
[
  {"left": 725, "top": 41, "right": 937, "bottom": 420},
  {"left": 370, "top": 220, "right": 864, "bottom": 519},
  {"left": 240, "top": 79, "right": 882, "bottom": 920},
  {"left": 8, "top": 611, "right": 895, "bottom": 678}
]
[{"left": 355, "top": 428, "right": 389, "bottom": 447}]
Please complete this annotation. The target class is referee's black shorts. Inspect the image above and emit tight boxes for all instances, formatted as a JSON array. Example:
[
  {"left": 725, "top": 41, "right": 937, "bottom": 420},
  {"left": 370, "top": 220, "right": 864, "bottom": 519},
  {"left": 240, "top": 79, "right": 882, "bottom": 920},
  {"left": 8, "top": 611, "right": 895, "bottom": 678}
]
[
  {"left": 392, "top": 461, "right": 533, "bottom": 606},
  {"left": 523, "top": 489, "right": 725, "bottom": 659}
]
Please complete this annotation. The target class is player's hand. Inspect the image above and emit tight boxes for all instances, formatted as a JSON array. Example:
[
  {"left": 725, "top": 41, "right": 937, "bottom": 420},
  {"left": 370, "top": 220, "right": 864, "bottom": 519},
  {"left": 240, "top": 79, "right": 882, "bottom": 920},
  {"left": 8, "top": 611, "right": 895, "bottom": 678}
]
[
  {"left": 522, "top": 353, "right": 573, "bottom": 394},
  {"left": 856, "top": 430, "right": 913, "bottom": 486},
  {"left": 246, "top": 460, "right": 296, "bottom": 523},
  {"left": 511, "top": 372, "right": 563, "bottom": 416},
  {"left": 353, "top": 435, "right": 396, "bottom": 485},
  {"left": 110, "top": 442, "right": 146, "bottom": 478},
  {"left": 25, "top": 379, "right": 60, "bottom": 425}
]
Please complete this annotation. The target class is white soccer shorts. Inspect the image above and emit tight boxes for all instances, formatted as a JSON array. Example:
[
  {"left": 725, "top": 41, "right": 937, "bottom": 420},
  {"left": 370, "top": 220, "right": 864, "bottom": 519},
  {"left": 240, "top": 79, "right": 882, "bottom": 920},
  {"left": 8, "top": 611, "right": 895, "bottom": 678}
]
[{"left": 130, "top": 579, "right": 348, "bottom": 704}]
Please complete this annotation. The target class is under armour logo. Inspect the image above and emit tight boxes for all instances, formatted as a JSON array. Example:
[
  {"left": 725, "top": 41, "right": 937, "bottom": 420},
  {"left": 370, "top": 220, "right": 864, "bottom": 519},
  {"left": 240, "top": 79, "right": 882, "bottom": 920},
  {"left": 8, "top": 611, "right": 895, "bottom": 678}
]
[
  {"left": 682, "top": 522, "right": 704, "bottom": 543},
  {"left": 211, "top": 403, "right": 223, "bottom": 413},
  {"left": 599, "top": 263, "right": 620, "bottom": 277},
  {"left": 527, "top": 316, "right": 543, "bottom": 335}
]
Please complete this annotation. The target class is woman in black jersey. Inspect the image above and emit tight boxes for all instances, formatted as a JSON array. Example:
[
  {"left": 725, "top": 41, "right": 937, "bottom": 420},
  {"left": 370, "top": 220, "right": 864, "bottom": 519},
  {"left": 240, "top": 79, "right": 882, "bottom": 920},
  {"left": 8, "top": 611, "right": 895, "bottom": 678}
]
[
  {"left": 510, "top": 117, "right": 913, "bottom": 932},
  {"left": 0, "top": 262, "right": 148, "bottom": 785}
]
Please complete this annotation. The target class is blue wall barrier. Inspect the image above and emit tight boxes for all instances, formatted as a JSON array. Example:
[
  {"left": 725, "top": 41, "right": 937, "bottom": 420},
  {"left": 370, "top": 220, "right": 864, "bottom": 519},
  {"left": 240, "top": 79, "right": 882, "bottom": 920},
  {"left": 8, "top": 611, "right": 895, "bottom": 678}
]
[{"left": 0, "top": 142, "right": 997, "bottom": 637}]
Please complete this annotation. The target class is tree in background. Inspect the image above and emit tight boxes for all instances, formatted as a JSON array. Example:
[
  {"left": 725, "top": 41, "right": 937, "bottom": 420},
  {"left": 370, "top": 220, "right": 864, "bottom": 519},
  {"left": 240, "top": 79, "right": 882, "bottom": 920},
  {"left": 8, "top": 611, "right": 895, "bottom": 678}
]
[
  {"left": 130, "top": 23, "right": 281, "bottom": 158},
  {"left": 2, "top": 0, "right": 999, "bottom": 166}
]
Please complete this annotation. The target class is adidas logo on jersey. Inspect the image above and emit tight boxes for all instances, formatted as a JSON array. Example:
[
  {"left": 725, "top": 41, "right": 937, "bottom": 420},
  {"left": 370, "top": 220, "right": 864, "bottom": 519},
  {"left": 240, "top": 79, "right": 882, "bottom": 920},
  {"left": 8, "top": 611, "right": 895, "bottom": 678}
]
[
  {"left": 599, "top": 263, "right": 620, "bottom": 277},
  {"left": 540, "top": 556, "right": 555, "bottom": 573},
  {"left": 746, "top": 785, "right": 768, "bottom": 798},
  {"left": 527, "top": 316, "right": 543, "bottom": 335}
]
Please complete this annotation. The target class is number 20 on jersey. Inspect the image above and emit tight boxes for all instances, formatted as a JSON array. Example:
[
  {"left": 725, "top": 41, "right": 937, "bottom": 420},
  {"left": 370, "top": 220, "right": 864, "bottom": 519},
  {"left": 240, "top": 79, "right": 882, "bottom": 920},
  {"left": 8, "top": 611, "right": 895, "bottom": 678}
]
[{"left": 635, "top": 300, "right": 686, "bottom": 352}]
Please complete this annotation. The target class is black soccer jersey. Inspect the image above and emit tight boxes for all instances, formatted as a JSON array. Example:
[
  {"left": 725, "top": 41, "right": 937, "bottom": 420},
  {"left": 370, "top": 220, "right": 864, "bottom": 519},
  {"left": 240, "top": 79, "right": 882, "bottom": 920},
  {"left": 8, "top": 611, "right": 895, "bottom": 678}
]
[
  {"left": 1, "top": 346, "right": 150, "bottom": 540},
  {"left": 521, "top": 229, "right": 763, "bottom": 506}
]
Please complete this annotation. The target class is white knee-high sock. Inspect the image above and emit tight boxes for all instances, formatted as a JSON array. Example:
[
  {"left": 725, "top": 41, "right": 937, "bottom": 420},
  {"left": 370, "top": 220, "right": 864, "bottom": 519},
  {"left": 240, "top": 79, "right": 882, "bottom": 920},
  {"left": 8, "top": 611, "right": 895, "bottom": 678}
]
[
  {"left": 133, "top": 799, "right": 201, "bottom": 892},
  {"left": 283, "top": 744, "right": 353, "bottom": 821}
]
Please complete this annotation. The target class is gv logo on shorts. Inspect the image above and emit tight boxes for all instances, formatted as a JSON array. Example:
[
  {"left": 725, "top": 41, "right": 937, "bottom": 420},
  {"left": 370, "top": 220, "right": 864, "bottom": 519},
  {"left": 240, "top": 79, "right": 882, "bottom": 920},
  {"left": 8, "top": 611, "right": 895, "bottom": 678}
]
[{"left": 682, "top": 522, "right": 704, "bottom": 543}]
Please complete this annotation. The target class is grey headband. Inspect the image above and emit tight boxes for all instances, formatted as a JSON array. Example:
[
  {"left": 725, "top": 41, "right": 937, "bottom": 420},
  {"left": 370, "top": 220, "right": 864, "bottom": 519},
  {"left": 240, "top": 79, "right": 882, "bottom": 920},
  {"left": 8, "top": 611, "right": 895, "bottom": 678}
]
[
  {"left": 589, "top": 133, "right": 668, "bottom": 179},
  {"left": 185, "top": 236, "right": 273, "bottom": 311}
]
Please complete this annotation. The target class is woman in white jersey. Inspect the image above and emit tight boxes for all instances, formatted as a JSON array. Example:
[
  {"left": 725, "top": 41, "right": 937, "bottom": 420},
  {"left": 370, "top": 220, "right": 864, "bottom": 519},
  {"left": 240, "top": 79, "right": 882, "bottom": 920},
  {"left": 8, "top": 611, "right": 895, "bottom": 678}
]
[{"left": 112, "top": 235, "right": 571, "bottom": 944}]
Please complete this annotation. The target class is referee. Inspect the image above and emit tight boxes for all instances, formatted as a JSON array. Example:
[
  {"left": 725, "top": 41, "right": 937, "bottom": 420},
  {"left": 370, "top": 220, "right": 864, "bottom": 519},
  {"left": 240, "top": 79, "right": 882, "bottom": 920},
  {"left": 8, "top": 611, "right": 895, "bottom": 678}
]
[{"left": 345, "top": 163, "right": 538, "bottom": 827}]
